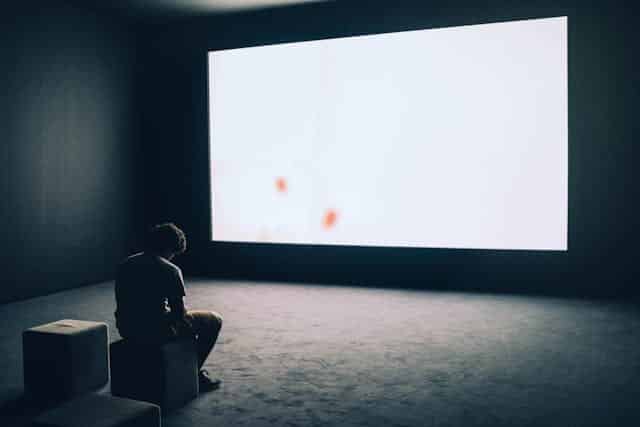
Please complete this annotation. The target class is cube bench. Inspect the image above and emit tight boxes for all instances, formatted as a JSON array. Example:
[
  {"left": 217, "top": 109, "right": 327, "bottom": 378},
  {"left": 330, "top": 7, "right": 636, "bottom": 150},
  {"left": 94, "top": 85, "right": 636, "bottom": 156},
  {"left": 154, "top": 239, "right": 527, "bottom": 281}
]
[
  {"left": 110, "top": 337, "right": 199, "bottom": 410},
  {"left": 23, "top": 319, "right": 109, "bottom": 400},
  {"left": 32, "top": 392, "right": 160, "bottom": 427}
]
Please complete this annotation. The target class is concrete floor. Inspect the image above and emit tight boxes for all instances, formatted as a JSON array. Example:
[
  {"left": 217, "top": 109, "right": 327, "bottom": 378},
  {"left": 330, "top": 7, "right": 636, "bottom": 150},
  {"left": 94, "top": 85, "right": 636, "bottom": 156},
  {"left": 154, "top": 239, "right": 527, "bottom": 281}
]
[{"left": 1, "top": 279, "right": 639, "bottom": 427}]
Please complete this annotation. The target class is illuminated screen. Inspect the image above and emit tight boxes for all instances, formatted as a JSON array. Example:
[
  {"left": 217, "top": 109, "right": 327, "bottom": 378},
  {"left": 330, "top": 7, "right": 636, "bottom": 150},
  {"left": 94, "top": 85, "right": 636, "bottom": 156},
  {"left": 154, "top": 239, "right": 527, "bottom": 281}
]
[{"left": 208, "top": 16, "right": 568, "bottom": 250}]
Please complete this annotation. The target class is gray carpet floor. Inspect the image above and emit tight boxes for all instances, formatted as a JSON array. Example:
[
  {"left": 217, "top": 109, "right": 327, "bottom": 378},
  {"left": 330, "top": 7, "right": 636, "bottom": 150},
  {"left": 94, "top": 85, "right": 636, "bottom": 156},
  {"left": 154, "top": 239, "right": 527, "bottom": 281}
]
[{"left": 1, "top": 279, "right": 639, "bottom": 427}]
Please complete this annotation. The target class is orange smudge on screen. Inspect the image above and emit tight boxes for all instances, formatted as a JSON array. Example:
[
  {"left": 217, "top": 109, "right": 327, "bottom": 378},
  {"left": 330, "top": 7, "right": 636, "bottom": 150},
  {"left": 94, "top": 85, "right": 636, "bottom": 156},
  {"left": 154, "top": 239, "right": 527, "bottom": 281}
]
[
  {"left": 323, "top": 209, "right": 338, "bottom": 229},
  {"left": 275, "top": 177, "right": 287, "bottom": 193}
]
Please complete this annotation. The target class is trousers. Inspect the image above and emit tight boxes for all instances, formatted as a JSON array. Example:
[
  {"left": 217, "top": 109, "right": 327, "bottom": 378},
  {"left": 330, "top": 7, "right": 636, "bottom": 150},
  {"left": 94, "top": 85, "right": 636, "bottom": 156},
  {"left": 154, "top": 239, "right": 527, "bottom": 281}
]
[
  {"left": 182, "top": 310, "right": 223, "bottom": 368},
  {"left": 118, "top": 310, "right": 223, "bottom": 369}
]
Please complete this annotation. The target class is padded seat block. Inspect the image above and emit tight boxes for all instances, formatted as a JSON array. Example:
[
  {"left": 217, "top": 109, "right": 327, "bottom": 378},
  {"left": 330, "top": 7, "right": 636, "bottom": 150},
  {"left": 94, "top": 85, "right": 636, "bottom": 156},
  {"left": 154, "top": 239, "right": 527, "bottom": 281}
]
[
  {"left": 23, "top": 319, "right": 109, "bottom": 399},
  {"left": 110, "top": 338, "right": 198, "bottom": 410},
  {"left": 32, "top": 392, "right": 160, "bottom": 427}
]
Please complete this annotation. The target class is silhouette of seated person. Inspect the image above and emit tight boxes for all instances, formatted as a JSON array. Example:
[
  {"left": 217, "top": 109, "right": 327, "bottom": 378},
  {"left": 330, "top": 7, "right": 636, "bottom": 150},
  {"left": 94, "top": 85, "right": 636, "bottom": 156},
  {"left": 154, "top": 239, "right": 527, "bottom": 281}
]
[{"left": 114, "top": 223, "right": 222, "bottom": 391}]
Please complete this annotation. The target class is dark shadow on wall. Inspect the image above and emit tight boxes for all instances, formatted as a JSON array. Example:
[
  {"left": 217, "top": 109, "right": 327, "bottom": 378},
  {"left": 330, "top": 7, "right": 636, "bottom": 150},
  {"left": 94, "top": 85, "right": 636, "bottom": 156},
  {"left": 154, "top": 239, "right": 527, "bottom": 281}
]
[{"left": 0, "top": 1, "right": 145, "bottom": 303}]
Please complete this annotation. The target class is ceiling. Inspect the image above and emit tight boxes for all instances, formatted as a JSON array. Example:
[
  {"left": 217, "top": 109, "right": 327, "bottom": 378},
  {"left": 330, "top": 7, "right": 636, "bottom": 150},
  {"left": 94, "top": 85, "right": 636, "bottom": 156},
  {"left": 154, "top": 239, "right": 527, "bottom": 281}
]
[{"left": 98, "top": 0, "right": 331, "bottom": 19}]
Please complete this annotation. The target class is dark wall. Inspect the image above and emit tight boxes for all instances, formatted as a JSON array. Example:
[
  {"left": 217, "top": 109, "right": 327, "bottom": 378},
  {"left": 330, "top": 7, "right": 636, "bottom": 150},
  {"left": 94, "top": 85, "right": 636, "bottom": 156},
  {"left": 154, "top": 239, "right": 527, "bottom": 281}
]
[
  {"left": 139, "top": 0, "right": 640, "bottom": 298},
  {"left": 0, "top": 1, "right": 142, "bottom": 303}
]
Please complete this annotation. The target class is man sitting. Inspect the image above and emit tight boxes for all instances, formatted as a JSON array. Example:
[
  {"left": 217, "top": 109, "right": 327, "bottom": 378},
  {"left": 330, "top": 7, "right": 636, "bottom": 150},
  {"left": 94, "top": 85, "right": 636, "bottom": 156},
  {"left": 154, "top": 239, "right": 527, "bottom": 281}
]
[{"left": 114, "top": 223, "right": 222, "bottom": 391}]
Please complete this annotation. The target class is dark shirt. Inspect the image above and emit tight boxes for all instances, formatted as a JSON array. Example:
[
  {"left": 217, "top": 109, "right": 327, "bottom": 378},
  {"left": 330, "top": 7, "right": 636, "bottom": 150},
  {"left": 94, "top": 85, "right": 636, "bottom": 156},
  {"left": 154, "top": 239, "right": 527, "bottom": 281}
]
[{"left": 114, "top": 252, "right": 186, "bottom": 339}]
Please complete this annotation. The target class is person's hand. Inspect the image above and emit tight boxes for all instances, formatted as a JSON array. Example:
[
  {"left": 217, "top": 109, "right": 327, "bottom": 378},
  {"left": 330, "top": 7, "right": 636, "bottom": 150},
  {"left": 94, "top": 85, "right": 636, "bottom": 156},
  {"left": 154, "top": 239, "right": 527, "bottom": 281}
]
[
  {"left": 181, "top": 315, "right": 194, "bottom": 330},
  {"left": 169, "top": 315, "right": 195, "bottom": 338}
]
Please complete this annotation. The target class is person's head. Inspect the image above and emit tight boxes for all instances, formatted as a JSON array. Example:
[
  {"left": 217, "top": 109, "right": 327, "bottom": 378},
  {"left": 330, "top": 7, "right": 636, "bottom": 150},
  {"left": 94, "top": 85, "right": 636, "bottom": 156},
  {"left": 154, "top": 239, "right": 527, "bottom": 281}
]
[{"left": 144, "top": 223, "right": 187, "bottom": 260}]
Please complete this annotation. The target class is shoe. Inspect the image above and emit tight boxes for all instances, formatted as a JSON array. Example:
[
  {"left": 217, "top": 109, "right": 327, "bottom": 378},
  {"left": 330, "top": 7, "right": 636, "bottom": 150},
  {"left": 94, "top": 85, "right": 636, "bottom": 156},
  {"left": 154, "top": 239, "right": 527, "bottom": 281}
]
[{"left": 199, "top": 369, "right": 221, "bottom": 392}]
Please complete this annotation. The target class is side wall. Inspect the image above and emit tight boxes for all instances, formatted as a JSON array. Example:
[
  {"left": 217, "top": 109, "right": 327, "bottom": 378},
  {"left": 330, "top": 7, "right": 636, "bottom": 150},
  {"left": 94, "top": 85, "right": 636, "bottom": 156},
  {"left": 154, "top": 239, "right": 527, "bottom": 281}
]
[
  {"left": 0, "top": 2, "right": 142, "bottom": 303},
  {"left": 139, "top": 0, "right": 639, "bottom": 298}
]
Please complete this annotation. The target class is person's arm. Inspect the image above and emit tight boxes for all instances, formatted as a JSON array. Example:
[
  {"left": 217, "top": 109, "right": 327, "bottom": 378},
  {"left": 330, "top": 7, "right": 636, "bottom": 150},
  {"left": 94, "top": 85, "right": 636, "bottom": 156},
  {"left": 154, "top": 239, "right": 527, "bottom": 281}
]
[
  {"left": 166, "top": 267, "right": 189, "bottom": 324},
  {"left": 167, "top": 296, "right": 187, "bottom": 321}
]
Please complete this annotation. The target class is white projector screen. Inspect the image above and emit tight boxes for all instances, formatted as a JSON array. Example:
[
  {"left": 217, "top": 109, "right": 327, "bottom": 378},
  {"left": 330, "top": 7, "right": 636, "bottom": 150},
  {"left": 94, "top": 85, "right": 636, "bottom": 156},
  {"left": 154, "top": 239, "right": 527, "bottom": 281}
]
[{"left": 208, "top": 16, "right": 568, "bottom": 250}]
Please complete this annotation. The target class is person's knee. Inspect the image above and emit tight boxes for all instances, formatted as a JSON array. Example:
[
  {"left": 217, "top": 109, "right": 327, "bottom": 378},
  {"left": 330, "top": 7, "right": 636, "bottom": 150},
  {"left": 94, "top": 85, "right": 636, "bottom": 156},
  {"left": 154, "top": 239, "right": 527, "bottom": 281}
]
[
  {"left": 186, "top": 310, "right": 222, "bottom": 333},
  {"left": 194, "top": 310, "right": 222, "bottom": 331},
  {"left": 209, "top": 311, "right": 223, "bottom": 331}
]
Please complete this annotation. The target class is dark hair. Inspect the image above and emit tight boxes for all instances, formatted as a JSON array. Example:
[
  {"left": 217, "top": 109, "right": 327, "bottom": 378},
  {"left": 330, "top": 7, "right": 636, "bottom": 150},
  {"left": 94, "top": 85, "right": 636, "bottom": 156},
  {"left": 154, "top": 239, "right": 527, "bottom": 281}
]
[{"left": 144, "top": 223, "right": 187, "bottom": 256}]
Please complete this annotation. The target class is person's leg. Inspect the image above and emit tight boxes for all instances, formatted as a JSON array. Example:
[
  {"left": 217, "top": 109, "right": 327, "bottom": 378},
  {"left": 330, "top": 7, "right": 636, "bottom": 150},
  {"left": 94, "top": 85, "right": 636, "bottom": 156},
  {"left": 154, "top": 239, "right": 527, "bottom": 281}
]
[{"left": 184, "top": 310, "right": 223, "bottom": 369}]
